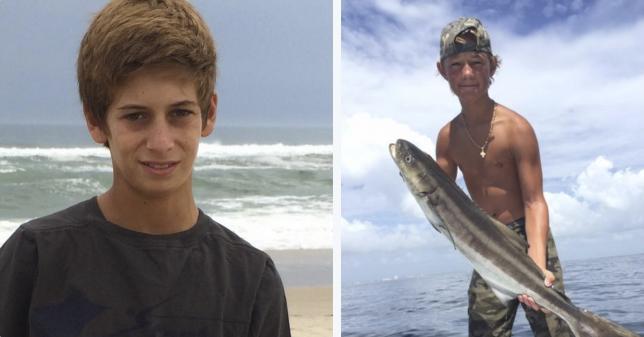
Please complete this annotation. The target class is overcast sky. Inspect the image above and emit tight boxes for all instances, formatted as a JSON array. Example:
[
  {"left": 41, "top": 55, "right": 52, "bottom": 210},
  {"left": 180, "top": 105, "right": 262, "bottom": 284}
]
[
  {"left": 0, "top": 0, "right": 332, "bottom": 128},
  {"left": 341, "top": 0, "right": 644, "bottom": 284}
]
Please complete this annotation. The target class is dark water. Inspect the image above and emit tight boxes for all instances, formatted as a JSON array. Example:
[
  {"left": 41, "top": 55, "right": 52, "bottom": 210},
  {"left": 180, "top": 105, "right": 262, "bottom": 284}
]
[{"left": 342, "top": 254, "right": 644, "bottom": 336}]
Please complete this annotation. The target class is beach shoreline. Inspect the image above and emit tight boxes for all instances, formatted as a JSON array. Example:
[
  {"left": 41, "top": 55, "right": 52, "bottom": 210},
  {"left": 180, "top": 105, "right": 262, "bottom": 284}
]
[{"left": 268, "top": 249, "right": 333, "bottom": 337}]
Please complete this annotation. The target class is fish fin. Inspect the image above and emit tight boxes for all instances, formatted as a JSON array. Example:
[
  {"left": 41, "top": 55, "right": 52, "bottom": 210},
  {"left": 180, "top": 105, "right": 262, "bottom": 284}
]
[
  {"left": 419, "top": 201, "right": 451, "bottom": 241},
  {"left": 443, "top": 223, "right": 457, "bottom": 250},
  {"left": 427, "top": 219, "right": 441, "bottom": 234},
  {"left": 421, "top": 210, "right": 442, "bottom": 234},
  {"left": 489, "top": 217, "right": 528, "bottom": 252},
  {"left": 490, "top": 286, "right": 515, "bottom": 305},
  {"left": 428, "top": 220, "right": 457, "bottom": 250}
]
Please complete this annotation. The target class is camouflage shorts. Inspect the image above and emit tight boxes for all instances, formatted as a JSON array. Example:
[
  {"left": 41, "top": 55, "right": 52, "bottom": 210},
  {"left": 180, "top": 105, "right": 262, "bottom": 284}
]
[{"left": 468, "top": 218, "right": 574, "bottom": 337}]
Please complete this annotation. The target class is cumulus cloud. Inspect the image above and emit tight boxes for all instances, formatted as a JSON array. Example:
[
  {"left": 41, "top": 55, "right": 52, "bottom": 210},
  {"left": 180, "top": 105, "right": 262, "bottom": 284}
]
[
  {"left": 341, "top": 113, "right": 435, "bottom": 221},
  {"left": 342, "top": 217, "right": 445, "bottom": 253},
  {"left": 341, "top": 113, "right": 434, "bottom": 180},
  {"left": 548, "top": 157, "right": 644, "bottom": 238}
]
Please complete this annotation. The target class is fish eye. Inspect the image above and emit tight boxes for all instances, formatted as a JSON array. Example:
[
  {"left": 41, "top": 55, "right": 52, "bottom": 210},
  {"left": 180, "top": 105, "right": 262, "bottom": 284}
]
[{"left": 405, "top": 154, "right": 413, "bottom": 163}]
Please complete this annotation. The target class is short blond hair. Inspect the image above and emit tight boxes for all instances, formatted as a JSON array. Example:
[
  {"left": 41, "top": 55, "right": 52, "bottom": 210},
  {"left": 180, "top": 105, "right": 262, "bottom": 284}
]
[{"left": 77, "top": 0, "right": 216, "bottom": 128}]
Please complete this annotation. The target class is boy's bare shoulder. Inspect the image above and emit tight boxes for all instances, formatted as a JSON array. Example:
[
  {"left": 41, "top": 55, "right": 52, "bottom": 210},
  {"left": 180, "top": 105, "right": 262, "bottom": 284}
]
[
  {"left": 496, "top": 104, "right": 535, "bottom": 136},
  {"left": 437, "top": 114, "right": 462, "bottom": 142}
]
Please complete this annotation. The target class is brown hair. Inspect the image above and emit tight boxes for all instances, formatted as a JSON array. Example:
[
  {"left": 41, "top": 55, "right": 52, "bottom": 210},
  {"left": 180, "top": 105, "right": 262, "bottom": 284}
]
[
  {"left": 487, "top": 52, "right": 502, "bottom": 84},
  {"left": 77, "top": 0, "right": 216, "bottom": 129}
]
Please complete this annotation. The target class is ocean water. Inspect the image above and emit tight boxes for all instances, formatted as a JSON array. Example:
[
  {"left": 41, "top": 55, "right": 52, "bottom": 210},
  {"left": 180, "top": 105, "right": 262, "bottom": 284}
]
[
  {"left": 0, "top": 124, "right": 332, "bottom": 250},
  {"left": 342, "top": 253, "right": 644, "bottom": 336}
]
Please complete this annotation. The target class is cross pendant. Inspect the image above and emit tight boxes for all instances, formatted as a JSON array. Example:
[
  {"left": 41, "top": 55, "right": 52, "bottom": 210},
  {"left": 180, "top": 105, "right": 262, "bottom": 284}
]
[{"left": 480, "top": 149, "right": 486, "bottom": 158}]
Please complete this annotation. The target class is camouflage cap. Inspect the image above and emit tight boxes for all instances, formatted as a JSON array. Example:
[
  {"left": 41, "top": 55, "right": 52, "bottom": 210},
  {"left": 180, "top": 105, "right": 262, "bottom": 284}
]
[{"left": 439, "top": 17, "right": 492, "bottom": 60}]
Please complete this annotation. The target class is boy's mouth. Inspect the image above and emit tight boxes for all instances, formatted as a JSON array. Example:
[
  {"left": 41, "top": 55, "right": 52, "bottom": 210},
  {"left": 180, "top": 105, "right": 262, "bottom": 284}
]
[
  {"left": 458, "top": 84, "right": 479, "bottom": 92},
  {"left": 140, "top": 161, "right": 180, "bottom": 175}
]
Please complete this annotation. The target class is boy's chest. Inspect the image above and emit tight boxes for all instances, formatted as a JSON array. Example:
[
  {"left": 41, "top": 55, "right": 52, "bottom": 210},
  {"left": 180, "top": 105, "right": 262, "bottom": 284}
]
[
  {"left": 450, "top": 130, "right": 517, "bottom": 182},
  {"left": 29, "top": 284, "right": 248, "bottom": 337},
  {"left": 29, "top": 240, "right": 257, "bottom": 336}
]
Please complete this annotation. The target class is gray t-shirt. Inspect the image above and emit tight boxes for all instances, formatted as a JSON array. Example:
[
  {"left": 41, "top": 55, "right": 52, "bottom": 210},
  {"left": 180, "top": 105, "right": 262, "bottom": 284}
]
[{"left": 0, "top": 197, "right": 290, "bottom": 337}]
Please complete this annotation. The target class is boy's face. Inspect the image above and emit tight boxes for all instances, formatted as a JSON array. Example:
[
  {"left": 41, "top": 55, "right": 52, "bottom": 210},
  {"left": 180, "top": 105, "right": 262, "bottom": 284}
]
[
  {"left": 86, "top": 63, "right": 216, "bottom": 198},
  {"left": 437, "top": 51, "right": 496, "bottom": 102}
]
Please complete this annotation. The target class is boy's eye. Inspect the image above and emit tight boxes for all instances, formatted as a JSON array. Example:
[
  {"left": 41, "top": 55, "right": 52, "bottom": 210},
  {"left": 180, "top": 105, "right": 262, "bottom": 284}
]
[
  {"left": 171, "top": 109, "right": 194, "bottom": 118},
  {"left": 123, "top": 112, "right": 145, "bottom": 121}
]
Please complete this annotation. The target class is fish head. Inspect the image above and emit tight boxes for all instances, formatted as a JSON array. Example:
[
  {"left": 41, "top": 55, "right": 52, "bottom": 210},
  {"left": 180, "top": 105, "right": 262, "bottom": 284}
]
[
  {"left": 389, "top": 139, "right": 448, "bottom": 236},
  {"left": 389, "top": 139, "right": 439, "bottom": 194}
]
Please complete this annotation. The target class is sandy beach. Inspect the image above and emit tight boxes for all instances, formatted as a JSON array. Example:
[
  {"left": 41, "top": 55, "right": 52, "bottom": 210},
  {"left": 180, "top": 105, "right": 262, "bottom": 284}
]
[
  {"left": 287, "top": 286, "right": 333, "bottom": 337},
  {"left": 268, "top": 249, "right": 333, "bottom": 337}
]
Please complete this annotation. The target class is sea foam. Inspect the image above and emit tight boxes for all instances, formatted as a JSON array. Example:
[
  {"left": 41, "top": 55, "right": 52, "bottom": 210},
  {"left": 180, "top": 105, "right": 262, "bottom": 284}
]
[{"left": 0, "top": 143, "right": 332, "bottom": 159}]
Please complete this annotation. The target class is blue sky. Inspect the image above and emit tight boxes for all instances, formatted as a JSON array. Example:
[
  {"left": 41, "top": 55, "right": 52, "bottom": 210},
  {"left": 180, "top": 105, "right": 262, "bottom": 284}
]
[
  {"left": 341, "top": 0, "right": 644, "bottom": 283},
  {"left": 0, "top": 0, "right": 331, "bottom": 127}
]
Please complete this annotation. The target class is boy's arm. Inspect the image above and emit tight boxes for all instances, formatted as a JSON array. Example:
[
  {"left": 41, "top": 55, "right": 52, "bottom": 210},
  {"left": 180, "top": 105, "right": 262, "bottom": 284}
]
[
  {"left": 512, "top": 118, "right": 554, "bottom": 310},
  {"left": 0, "top": 226, "right": 38, "bottom": 336},
  {"left": 436, "top": 124, "right": 458, "bottom": 181},
  {"left": 513, "top": 119, "right": 550, "bottom": 273},
  {"left": 248, "top": 258, "right": 291, "bottom": 337}
]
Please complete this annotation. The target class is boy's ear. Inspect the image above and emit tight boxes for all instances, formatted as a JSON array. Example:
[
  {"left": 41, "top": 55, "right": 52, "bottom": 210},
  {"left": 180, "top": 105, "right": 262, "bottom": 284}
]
[
  {"left": 83, "top": 104, "right": 108, "bottom": 145},
  {"left": 437, "top": 61, "right": 448, "bottom": 80},
  {"left": 489, "top": 57, "right": 498, "bottom": 77},
  {"left": 201, "top": 93, "right": 217, "bottom": 137}
]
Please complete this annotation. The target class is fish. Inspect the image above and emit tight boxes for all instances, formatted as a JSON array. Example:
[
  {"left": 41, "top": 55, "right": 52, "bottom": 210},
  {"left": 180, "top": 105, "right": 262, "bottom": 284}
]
[{"left": 389, "top": 138, "right": 641, "bottom": 337}]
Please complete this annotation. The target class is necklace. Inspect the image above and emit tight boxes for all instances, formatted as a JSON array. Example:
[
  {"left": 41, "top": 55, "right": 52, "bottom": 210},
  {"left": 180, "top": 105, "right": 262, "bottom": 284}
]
[{"left": 461, "top": 102, "right": 496, "bottom": 158}]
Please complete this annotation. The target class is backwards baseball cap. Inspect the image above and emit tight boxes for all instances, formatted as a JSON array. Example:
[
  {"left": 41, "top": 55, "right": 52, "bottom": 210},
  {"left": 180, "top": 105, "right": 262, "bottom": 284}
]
[{"left": 439, "top": 17, "right": 492, "bottom": 60}]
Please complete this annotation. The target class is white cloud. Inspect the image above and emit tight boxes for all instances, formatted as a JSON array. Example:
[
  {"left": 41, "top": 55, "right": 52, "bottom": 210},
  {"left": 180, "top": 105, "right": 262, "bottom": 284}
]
[
  {"left": 341, "top": 113, "right": 435, "bottom": 221},
  {"left": 372, "top": 0, "right": 451, "bottom": 29},
  {"left": 547, "top": 156, "right": 644, "bottom": 238},
  {"left": 341, "top": 217, "right": 446, "bottom": 253},
  {"left": 341, "top": 113, "right": 434, "bottom": 180}
]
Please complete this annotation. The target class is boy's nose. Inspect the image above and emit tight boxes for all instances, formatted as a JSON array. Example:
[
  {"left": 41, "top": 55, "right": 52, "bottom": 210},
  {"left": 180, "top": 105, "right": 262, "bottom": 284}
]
[
  {"left": 462, "top": 63, "right": 473, "bottom": 76},
  {"left": 146, "top": 120, "right": 174, "bottom": 152}
]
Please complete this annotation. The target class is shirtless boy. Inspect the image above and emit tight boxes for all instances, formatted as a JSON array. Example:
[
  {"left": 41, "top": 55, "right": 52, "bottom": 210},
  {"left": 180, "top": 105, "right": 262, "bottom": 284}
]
[
  {"left": 0, "top": 1, "right": 290, "bottom": 335},
  {"left": 435, "top": 17, "right": 572, "bottom": 337}
]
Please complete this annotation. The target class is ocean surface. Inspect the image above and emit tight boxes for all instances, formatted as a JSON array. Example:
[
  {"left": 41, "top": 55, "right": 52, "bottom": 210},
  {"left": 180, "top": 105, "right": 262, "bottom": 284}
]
[
  {"left": 342, "top": 253, "right": 644, "bottom": 336},
  {"left": 0, "top": 124, "right": 332, "bottom": 251}
]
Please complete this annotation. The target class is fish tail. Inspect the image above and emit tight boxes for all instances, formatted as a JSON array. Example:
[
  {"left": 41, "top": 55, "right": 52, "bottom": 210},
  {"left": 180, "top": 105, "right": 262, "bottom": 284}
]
[{"left": 569, "top": 308, "right": 641, "bottom": 337}]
